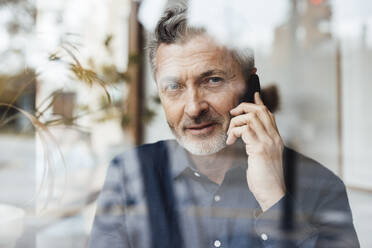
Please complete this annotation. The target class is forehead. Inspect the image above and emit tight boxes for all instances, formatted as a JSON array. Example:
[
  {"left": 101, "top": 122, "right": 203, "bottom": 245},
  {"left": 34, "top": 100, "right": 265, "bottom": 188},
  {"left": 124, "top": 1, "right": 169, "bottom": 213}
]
[{"left": 155, "top": 35, "right": 239, "bottom": 81}]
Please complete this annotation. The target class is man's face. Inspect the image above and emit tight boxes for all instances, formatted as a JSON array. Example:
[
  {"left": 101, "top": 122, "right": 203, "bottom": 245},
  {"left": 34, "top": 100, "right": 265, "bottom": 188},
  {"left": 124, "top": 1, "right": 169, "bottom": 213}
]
[{"left": 155, "top": 35, "right": 246, "bottom": 155}]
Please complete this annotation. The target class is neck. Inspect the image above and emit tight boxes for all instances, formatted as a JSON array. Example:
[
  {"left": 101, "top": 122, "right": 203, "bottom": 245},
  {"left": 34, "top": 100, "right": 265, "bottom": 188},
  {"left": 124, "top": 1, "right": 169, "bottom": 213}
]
[{"left": 189, "top": 146, "right": 235, "bottom": 185}]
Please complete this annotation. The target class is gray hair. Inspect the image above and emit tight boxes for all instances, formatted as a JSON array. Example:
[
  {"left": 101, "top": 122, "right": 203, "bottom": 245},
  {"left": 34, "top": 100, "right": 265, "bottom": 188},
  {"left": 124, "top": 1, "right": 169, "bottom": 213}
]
[{"left": 147, "top": 5, "right": 255, "bottom": 78}]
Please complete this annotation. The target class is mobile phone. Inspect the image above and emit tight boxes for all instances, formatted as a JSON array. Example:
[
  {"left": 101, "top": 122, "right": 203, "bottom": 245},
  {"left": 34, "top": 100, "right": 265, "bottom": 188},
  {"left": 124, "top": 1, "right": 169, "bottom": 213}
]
[{"left": 239, "top": 74, "right": 261, "bottom": 103}]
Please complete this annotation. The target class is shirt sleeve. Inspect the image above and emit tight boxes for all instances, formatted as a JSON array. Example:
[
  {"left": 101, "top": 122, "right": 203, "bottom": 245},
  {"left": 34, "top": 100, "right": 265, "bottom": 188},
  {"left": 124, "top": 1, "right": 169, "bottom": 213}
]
[
  {"left": 88, "top": 157, "right": 132, "bottom": 248},
  {"left": 254, "top": 194, "right": 317, "bottom": 247},
  {"left": 253, "top": 178, "right": 360, "bottom": 248},
  {"left": 310, "top": 177, "right": 359, "bottom": 247}
]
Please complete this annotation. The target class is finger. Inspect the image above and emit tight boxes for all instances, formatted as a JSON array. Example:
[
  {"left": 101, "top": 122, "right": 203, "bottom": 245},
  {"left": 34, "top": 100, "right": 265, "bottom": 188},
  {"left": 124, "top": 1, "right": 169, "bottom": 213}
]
[
  {"left": 230, "top": 102, "right": 268, "bottom": 117},
  {"left": 230, "top": 103, "right": 277, "bottom": 136},
  {"left": 241, "top": 125, "right": 258, "bottom": 147},
  {"left": 228, "top": 112, "right": 255, "bottom": 133},
  {"left": 268, "top": 111, "right": 279, "bottom": 131},
  {"left": 254, "top": 92, "right": 264, "bottom": 105},
  {"left": 228, "top": 112, "right": 268, "bottom": 141},
  {"left": 226, "top": 125, "right": 257, "bottom": 145},
  {"left": 226, "top": 125, "right": 243, "bottom": 145},
  {"left": 230, "top": 102, "right": 260, "bottom": 116}
]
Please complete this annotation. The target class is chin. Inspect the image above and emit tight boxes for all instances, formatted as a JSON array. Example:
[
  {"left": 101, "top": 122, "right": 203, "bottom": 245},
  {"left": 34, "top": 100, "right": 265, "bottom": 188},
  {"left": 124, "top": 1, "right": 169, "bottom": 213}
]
[{"left": 176, "top": 131, "right": 228, "bottom": 156}]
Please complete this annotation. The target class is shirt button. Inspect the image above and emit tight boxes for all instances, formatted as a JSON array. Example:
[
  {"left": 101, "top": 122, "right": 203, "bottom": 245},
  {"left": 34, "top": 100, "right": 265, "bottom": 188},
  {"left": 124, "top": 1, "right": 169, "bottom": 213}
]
[
  {"left": 214, "top": 240, "right": 221, "bottom": 247},
  {"left": 261, "top": 233, "right": 268, "bottom": 241},
  {"left": 194, "top": 172, "right": 200, "bottom": 177},
  {"left": 214, "top": 195, "right": 221, "bottom": 202}
]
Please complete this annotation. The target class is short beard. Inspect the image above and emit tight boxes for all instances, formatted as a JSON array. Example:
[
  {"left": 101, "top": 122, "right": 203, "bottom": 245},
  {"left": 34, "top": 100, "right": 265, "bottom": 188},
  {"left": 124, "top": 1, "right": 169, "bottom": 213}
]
[
  {"left": 168, "top": 114, "right": 228, "bottom": 155},
  {"left": 175, "top": 129, "right": 228, "bottom": 155}
]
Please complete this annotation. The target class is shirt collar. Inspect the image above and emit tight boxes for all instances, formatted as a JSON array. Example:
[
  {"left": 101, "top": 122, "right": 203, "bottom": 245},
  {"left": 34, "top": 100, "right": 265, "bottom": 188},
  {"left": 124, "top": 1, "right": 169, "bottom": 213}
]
[
  {"left": 164, "top": 140, "right": 192, "bottom": 179},
  {"left": 164, "top": 139, "right": 248, "bottom": 180}
]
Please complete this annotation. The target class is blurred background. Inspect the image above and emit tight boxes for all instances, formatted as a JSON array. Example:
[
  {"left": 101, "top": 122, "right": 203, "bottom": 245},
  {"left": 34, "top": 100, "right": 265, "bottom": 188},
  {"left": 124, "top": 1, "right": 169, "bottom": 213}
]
[{"left": 0, "top": 0, "right": 371, "bottom": 247}]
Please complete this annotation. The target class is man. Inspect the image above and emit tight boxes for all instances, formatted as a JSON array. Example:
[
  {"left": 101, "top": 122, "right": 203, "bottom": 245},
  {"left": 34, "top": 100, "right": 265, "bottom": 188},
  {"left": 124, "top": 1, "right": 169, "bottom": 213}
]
[{"left": 89, "top": 6, "right": 359, "bottom": 248}]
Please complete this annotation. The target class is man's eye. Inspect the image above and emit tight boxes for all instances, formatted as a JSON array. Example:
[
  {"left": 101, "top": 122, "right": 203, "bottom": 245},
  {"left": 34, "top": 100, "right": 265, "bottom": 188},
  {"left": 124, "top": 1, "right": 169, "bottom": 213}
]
[
  {"left": 165, "top": 82, "right": 181, "bottom": 91},
  {"left": 208, "top": 77, "right": 224, "bottom": 84}
]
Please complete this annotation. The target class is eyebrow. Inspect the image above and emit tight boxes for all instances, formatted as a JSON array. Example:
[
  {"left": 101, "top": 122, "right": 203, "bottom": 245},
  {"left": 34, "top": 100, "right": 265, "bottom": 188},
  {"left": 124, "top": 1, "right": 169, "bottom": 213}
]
[
  {"left": 158, "top": 69, "right": 230, "bottom": 86},
  {"left": 199, "top": 69, "right": 228, "bottom": 79},
  {"left": 158, "top": 76, "right": 179, "bottom": 86}
]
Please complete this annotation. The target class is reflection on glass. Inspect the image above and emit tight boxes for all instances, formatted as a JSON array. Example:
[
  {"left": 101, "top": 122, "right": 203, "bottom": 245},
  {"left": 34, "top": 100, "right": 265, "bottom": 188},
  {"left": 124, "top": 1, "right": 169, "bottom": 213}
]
[{"left": 0, "top": 0, "right": 371, "bottom": 247}]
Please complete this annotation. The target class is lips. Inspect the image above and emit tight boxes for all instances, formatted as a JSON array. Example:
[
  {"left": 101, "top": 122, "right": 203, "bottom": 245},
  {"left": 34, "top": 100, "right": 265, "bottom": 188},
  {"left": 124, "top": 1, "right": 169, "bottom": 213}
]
[
  {"left": 185, "top": 122, "right": 217, "bottom": 135},
  {"left": 186, "top": 123, "right": 214, "bottom": 129}
]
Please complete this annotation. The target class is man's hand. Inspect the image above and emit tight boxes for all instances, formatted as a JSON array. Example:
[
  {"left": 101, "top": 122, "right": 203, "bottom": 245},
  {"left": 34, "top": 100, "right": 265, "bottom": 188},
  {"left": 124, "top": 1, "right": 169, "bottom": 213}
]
[{"left": 226, "top": 92, "right": 286, "bottom": 212}]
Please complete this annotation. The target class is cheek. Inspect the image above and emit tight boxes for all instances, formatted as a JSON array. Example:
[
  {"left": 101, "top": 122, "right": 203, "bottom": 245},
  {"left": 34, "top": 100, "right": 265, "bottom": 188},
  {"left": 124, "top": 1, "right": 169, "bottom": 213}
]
[
  {"left": 206, "top": 90, "right": 239, "bottom": 114},
  {"left": 161, "top": 98, "right": 184, "bottom": 127},
  {"left": 208, "top": 86, "right": 243, "bottom": 125}
]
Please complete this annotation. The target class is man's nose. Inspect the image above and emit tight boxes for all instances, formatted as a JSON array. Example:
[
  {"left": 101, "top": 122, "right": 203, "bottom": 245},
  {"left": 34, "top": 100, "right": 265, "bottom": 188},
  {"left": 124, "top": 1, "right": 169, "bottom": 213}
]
[{"left": 184, "top": 88, "right": 208, "bottom": 118}]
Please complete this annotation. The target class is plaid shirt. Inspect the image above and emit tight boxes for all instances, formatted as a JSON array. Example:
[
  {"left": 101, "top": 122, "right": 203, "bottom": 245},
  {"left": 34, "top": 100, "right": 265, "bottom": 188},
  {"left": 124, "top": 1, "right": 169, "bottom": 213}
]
[{"left": 88, "top": 139, "right": 359, "bottom": 248}]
